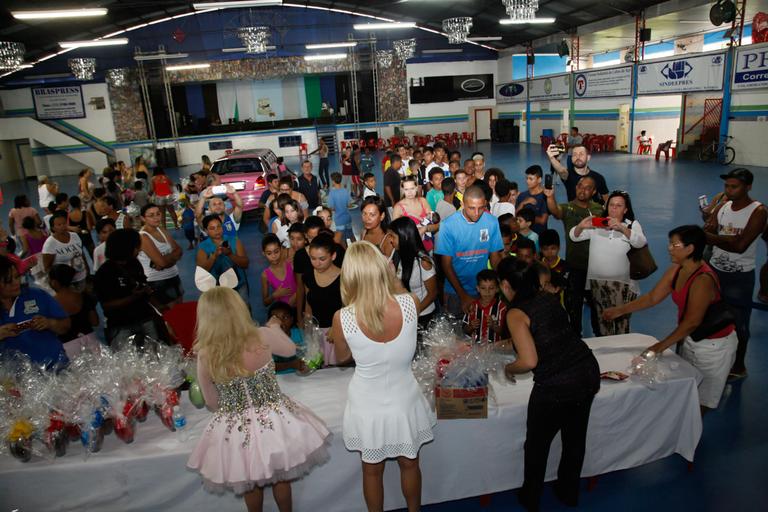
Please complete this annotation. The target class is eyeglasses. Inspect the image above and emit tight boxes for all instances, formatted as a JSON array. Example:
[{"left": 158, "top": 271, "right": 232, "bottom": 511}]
[{"left": 668, "top": 242, "right": 684, "bottom": 249}]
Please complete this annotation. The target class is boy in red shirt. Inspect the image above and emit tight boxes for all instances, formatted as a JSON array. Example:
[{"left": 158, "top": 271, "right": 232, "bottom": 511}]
[{"left": 463, "top": 269, "right": 507, "bottom": 343}]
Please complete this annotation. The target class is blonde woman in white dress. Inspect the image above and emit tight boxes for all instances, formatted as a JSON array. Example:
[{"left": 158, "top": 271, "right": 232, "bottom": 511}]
[{"left": 330, "top": 241, "right": 435, "bottom": 512}]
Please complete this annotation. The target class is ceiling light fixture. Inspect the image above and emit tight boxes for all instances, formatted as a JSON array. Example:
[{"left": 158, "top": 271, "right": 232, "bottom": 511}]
[
  {"left": 305, "top": 42, "right": 357, "bottom": 49},
  {"left": 237, "top": 26, "right": 270, "bottom": 53},
  {"left": 442, "top": 17, "right": 473, "bottom": 44},
  {"left": 353, "top": 22, "right": 416, "bottom": 30},
  {"left": 105, "top": 68, "right": 128, "bottom": 87},
  {"left": 134, "top": 53, "right": 189, "bottom": 61},
  {"left": 422, "top": 49, "right": 463, "bottom": 54},
  {"left": 468, "top": 36, "right": 503, "bottom": 41},
  {"left": 222, "top": 46, "right": 276, "bottom": 52},
  {"left": 0, "top": 41, "right": 26, "bottom": 71},
  {"left": 500, "top": 18, "right": 556, "bottom": 24},
  {"left": 376, "top": 50, "right": 393, "bottom": 68},
  {"left": 304, "top": 53, "right": 347, "bottom": 61},
  {"left": 59, "top": 38, "right": 129, "bottom": 49},
  {"left": 69, "top": 58, "right": 96, "bottom": 80},
  {"left": 501, "top": 0, "right": 538, "bottom": 22},
  {"left": 166, "top": 63, "right": 211, "bottom": 71},
  {"left": 12, "top": 8, "right": 108, "bottom": 20},
  {"left": 193, "top": 1, "right": 283, "bottom": 9},
  {"left": 393, "top": 38, "right": 417, "bottom": 63}
]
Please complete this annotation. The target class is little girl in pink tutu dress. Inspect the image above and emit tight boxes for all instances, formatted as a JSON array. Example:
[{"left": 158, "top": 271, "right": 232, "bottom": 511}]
[{"left": 187, "top": 287, "right": 330, "bottom": 511}]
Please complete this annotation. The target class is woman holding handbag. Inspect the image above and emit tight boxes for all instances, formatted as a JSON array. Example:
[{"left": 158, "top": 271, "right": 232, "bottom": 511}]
[
  {"left": 570, "top": 190, "right": 646, "bottom": 336},
  {"left": 603, "top": 225, "right": 736, "bottom": 411}
]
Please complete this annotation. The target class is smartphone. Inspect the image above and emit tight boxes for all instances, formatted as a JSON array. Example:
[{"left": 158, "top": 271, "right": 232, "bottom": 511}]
[
  {"left": 15, "top": 320, "right": 33, "bottom": 332},
  {"left": 211, "top": 185, "right": 227, "bottom": 195},
  {"left": 544, "top": 174, "right": 553, "bottom": 190},
  {"left": 221, "top": 240, "right": 229, "bottom": 249},
  {"left": 591, "top": 217, "right": 610, "bottom": 228}
]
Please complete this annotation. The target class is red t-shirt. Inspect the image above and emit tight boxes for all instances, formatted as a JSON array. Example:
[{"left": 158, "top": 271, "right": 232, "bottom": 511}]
[{"left": 153, "top": 175, "right": 172, "bottom": 197}]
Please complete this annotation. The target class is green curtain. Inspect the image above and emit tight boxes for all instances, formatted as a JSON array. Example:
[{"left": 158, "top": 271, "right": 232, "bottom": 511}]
[{"left": 304, "top": 76, "right": 322, "bottom": 118}]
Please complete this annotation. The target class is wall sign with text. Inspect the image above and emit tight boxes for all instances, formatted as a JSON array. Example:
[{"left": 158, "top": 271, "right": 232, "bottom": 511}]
[
  {"left": 32, "top": 86, "right": 86, "bottom": 120},
  {"left": 496, "top": 81, "right": 527, "bottom": 103},
  {"left": 637, "top": 52, "right": 725, "bottom": 94},
  {"left": 529, "top": 74, "right": 570, "bottom": 101},
  {"left": 573, "top": 66, "right": 633, "bottom": 98},
  {"left": 733, "top": 43, "right": 768, "bottom": 90}
]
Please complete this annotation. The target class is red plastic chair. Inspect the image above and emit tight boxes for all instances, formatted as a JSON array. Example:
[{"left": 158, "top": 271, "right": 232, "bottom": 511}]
[
  {"left": 162, "top": 302, "right": 198, "bottom": 356},
  {"left": 589, "top": 136, "right": 604, "bottom": 153},
  {"left": 603, "top": 135, "right": 616, "bottom": 152},
  {"left": 402, "top": 136, "right": 410, "bottom": 146},
  {"left": 540, "top": 135, "right": 553, "bottom": 150},
  {"left": 340, "top": 140, "right": 348, "bottom": 150}
]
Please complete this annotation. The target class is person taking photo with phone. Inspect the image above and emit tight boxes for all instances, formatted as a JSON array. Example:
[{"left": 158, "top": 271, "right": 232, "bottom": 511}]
[
  {"left": 569, "top": 191, "right": 646, "bottom": 336},
  {"left": 547, "top": 143, "right": 609, "bottom": 204}
]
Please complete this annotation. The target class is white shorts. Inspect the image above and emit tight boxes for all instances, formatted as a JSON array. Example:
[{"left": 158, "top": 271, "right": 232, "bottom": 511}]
[{"left": 681, "top": 331, "right": 738, "bottom": 409}]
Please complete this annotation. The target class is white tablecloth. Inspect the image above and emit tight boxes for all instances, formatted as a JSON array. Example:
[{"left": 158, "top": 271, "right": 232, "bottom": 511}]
[{"left": 0, "top": 334, "right": 702, "bottom": 512}]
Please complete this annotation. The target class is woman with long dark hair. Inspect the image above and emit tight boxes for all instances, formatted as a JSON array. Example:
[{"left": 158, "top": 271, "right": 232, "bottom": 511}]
[
  {"left": 360, "top": 196, "right": 394, "bottom": 259},
  {"left": 498, "top": 258, "right": 600, "bottom": 511},
  {"left": 387, "top": 218, "right": 437, "bottom": 327},
  {"left": 570, "top": 190, "right": 647, "bottom": 335}
]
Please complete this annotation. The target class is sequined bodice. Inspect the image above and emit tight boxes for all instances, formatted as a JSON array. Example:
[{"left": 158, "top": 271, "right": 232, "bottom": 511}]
[
  {"left": 215, "top": 361, "right": 286, "bottom": 414},
  {"left": 209, "top": 361, "right": 297, "bottom": 446}
]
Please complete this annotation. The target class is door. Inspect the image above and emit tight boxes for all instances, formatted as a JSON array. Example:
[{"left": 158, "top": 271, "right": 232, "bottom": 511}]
[
  {"left": 474, "top": 108, "right": 492, "bottom": 141},
  {"left": 618, "top": 104, "right": 631, "bottom": 152}
]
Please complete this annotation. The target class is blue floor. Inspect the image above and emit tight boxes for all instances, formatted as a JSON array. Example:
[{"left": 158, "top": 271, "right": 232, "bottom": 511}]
[{"left": 2, "top": 143, "right": 766, "bottom": 510}]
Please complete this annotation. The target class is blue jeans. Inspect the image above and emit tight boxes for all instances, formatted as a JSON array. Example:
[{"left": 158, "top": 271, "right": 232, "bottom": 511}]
[
  {"left": 714, "top": 268, "right": 754, "bottom": 372},
  {"left": 335, "top": 224, "right": 356, "bottom": 244},
  {"left": 319, "top": 157, "right": 330, "bottom": 187}
]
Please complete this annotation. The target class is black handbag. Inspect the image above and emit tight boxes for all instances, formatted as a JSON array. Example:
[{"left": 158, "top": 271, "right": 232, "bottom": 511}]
[{"left": 681, "top": 271, "right": 737, "bottom": 342}]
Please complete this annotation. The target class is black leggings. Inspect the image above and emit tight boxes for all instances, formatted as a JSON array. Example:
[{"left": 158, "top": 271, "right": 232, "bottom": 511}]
[
  {"left": 319, "top": 157, "right": 330, "bottom": 187},
  {"left": 519, "top": 387, "right": 595, "bottom": 511}
]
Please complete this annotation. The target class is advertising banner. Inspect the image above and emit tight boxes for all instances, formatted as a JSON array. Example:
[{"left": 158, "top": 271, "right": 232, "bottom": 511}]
[
  {"left": 733, "top": 43, "right": 768, "bottom": 90},
  {"left": 32, "top": 86, "right": 85, "bottom": 120},
  {"left": 529, "top": 74, "right": 570, "bottom": 101},
  {"left": 637, "top": 53, "right": 725, "bottom": 94},
  {"left": 573, "top": 66, "right": 633, "bottom": 98},
  {"left": 496, "top": 81, "right": 527, "bottom": 103}
]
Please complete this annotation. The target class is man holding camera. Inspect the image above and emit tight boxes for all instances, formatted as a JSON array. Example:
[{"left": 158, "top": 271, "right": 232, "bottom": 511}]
[
  {"left": 547, "top": 143, "right": 609, "bottom": 204},
  {"left": 545, "top": 176, "right": 604, "bottom": 336},
  {"left": 195, "top": 184, "right": 243, "bottom": 237}
]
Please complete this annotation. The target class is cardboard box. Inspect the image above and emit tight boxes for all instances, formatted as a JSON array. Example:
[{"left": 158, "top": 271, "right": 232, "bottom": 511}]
[{"left": 435, "top": 385, "right": 488, "bottom": 419}]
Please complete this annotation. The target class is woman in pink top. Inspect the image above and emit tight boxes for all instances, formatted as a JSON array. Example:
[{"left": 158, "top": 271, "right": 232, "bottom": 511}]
[
  {"left": 8, "top": 195, "right": 41, "bottom": 237},
  {"left": 187, "top": 287, "right": 330, "bottom": 511},
  {"left": 260, "top": 234, "right": 297, "bottom": 307},
  {"left": 604, "top": 225, "right": 737, "bottom": 411},
  {"left": 392, "top": 176, "right": 438, "bottom": 252}
]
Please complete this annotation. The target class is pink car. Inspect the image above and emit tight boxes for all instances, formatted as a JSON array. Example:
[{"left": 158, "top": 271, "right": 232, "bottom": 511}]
[{"left": 210, "top": 149, "right": 294, "bottom": 212}]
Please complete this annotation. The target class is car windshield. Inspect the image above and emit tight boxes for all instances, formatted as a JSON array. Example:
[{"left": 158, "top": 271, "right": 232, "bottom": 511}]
[{"left": 212, "top": 158, "right": 264, "bottom": 174}]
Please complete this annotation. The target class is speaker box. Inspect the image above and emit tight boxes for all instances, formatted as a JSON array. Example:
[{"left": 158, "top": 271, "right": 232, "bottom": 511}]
[{"left": 640, "top": 28, "right": 652, "bottom": 42}]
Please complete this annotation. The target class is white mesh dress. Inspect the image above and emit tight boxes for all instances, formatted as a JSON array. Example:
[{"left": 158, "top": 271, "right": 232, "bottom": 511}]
[{"left": 341, "top": 294, "right": 436, "bottom": 463}]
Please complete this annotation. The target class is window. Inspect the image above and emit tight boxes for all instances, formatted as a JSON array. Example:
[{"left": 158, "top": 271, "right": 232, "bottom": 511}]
[
  {"left": 212, "top": 158, "right": 264, "bottom": 175},
  {"left": 209, "top": 140, "right": 232, "bottom": 151},
  {"left": 278, "top": 135, "right": 302, "bottom": 148},
  {"left": 592, "top": 50, "right": 622, "bottom": 69}
]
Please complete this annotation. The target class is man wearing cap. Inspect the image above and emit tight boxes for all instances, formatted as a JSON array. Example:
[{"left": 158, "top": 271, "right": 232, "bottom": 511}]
[{"left": 705, "top": 168, "right": 767, "bottom": 381}]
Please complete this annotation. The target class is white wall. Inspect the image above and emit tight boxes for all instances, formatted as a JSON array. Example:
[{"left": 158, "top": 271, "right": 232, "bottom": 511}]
[
  {"left": 728, "top": 89, "right": 768, "bottom": 166},
  {"left": 406, "top": 61, "right": 498, "bottom": 119},
  {"left": 573, "top": 97, "right": 627, "bottom": 137},
  {"left": 633, "top": 94, "right": 682, "bottom": 147}
]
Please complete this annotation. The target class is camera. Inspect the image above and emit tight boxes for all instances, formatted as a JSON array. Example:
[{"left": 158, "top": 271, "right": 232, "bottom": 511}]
[{"left": 544, "top": 174, "right": 553, "bottom": 190}]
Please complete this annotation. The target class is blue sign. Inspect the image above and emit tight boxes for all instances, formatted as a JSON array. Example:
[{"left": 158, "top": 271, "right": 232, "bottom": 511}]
[
  {"left": 733, "top": 45, "right": 768, "bottom": 90},
  {"left": 496, "top": 81, "right": 526, "bottom": 103}
]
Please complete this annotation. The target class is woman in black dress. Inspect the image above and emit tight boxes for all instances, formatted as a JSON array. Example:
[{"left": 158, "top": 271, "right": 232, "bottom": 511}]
[{"left": 498, "top": 258, "right": 600, "bottom": 511}]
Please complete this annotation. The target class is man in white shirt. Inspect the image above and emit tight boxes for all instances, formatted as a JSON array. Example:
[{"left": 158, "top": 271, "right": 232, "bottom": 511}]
[{"left": 704, "top": 168, "right": 767, "bottom": 380}]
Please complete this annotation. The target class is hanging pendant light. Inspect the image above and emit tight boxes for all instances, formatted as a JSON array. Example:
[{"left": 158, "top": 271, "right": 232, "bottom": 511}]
[
  {"left": 442, "top": 17, "right": 473, "bottom": 44},
  {"left": 376, "top": 50, "right": 393, "bottom": 68},
  {"left": 393, "top": 39, "right": 416, "bottom": 64},
  {"left": 105, "top": 68, "right": 128, "bottom": 87},
  {"left": 502, "top": 0, "right": 539, "bottom": 22},
  {"left": 0, "top": 41, "right": 25, "bottom": 71},
  {"left": 237, "top": 26, "right": 270, "bottom": 54},
  {"left": 69, "top": 58, "right": 96, "bottom": 80}
]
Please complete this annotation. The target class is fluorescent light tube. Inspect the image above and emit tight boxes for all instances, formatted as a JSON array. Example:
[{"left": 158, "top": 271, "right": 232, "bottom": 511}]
[
  {"left": 134, "top": 53, "right": 189, "bottom": 61},
  {"left": 422, "top": 49, "right": 463, "bottom": 54},
  {"left": 500, "top": 18, "right": 556, "bottom": 25},
  {"left": 60, "top": 38, "right": 129, "bottom": 49},
  {"left": 193, "top": 1, "right": 282, "bottom": 9},
  {"left": 165, "top": 63, "right": 211, "bottom": 71},
  {"left": 305, "top": 42, "right": 357, "bottom": 49},
  {"left": 304, "top": 54, "right": 347, "bottom": 61},
  {"left": 12, "top": 8, "right": 108, "bottom": 20},
  {"left": 222, "top": 46, "right": 276, "bottom": 52},
  {"left": 468, "top": 37, "right": 503, "bottom": 41},
  {"left": 353, "top": 22, "right": 416, "bottom": 30}
]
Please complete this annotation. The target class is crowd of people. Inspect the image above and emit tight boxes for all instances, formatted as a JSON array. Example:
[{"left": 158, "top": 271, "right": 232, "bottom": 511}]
[{"left": 0, "top": 136, "right": 763, "bottom": 512}]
